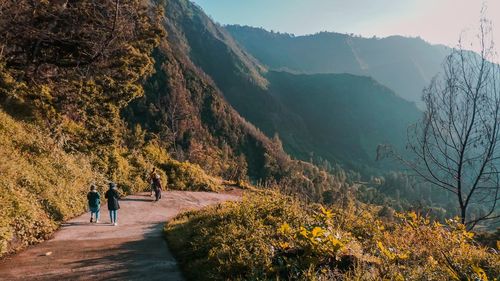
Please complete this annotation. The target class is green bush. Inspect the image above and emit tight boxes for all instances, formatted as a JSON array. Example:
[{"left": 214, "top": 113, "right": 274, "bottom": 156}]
[{"left": 165, "top": 192, "right": 310, "bottom": 280}]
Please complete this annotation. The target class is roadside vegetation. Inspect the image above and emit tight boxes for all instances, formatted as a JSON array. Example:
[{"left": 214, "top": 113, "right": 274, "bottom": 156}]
[
  {"left": 165, "top": 191, "right": 500, "bottom": 280},
  {"left": 0, "top": 110, "right": 99, "bottom": 256}
]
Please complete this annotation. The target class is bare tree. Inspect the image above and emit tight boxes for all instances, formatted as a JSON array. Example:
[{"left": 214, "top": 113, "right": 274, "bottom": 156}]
[
  {"left": 158, "top": 89, "right": 189, "bottom": 157},
  {"left": 400, "top": 19, "right": 500, "bottom": 229}
]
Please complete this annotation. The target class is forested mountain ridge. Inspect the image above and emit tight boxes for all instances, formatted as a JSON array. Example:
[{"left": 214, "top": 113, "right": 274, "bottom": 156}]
[
  {"left": 266, "top": 71, "right": 421, "bottom": 171},
  {"left": 226, "top": 25, "right": 451, "bottom": 106},
  {"left": 123, "top": 0, "right": 345, "bottom": 196},
  {"left": 159, "top": 0, "right": 306, "bottom": 140},
  {"left": 160, "top": 0, "right": 422, "bottom": 173}
]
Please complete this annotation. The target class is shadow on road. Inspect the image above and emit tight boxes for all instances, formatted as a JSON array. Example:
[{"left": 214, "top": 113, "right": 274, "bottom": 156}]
[
  {"left": 60, "top": 222, "right": 112, "bottom": 227},
  {"left": 120, "top": 198, "right": 155, "bottom": 202},
  {"left": 68, "top": 223, "right": 181, "bottom": 280},
  {"left": 1, "top": 223, "right": 183, "bottom": 281}
]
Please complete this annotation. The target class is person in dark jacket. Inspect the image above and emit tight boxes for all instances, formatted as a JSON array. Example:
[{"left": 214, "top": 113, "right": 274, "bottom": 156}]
[
  {"left": 87, "top": 185, "right": 100, "bottom": 223},
  {"left": 152, "top": 173, "right": 162, "bottom": 201},
  {"left": 105, "top": 182, "right": 120, "bottom": 226},
  {"left": 148, "top": 168, "right": 157, "bottom": 197}
]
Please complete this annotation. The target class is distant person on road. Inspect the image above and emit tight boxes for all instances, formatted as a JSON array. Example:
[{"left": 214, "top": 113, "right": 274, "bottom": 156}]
[
  {"left": 148, "top": 168, "right": 157, "bottom": 197},
  {"left": 87, "top": 185, "right": 100, "bottom": 223},
  {"left": 153, "top": 174, "right": 162, "bottom": 201},
  {"left": 105, "top": 182, "right": 120, "bottom": 226},
  {"left": 152, "top": 173, "right": 163, "bottom": 202},
  {"left": 149, "top": 168, "right": 164, "bottom": 201}
]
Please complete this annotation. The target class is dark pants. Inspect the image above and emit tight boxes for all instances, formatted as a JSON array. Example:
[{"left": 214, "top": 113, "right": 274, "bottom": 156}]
[
  {"left": 154, "top": 188, "right": 161, "bottom": 201},
  {"left": 109, "top": 210, "right": 118, "bottom": 223}
]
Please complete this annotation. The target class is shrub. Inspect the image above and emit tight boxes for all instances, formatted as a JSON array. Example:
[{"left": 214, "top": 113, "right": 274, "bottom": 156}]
[
  {"left": 161, "top": 159, "right": 221, "bottom": 192},
  {"left": 165, "top": 191, "right": 309, "bottom": 280},
  {"left": 0, "top": 110, "right": 101, "bottom": 256},
  {"left": 165, "top": 191, "right": 500, "bottom": 280}
]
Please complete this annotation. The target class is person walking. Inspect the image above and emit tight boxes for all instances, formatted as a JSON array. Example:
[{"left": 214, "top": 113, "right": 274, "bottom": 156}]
[
  {"left": 152, "top": 173, "right": 162, "bottom": 201},
  {"left": 87, "top": 185, "right": 100, "bottom": 223},
  {"left": 105, "top": 182, "right": 120, "bottom": 226},
  {"left": 148, "top": 168, "right": 157, "bottom": 197}
]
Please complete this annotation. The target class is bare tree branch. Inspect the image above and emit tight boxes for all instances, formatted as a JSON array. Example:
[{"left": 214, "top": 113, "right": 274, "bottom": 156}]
[{"left": 400, "top": 17, "right": 500, "bottom": 230}]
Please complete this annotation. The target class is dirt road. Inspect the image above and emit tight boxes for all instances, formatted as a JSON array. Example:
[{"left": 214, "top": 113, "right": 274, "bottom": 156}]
[{"left": 0, "top": 191, "right": 239, "bottom": 281}]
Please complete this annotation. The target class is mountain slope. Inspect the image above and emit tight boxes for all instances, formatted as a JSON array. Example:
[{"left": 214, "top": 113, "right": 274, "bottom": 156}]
[
  {"left": 123, "top": 0, "right": 343, "bottom": 199},
  {"left": 157, "top": 1, "right": 422, "bottom": 173},
  {"left": 226, "top": 25, "right": 451, "bottom": 106},
  {"left": 267, "top": 71, "right": 420, "bottom": 165},
  {"left": 0, "top": 110, "right": 100, "bottom": 256},
  {"left": 160, "top": 0, "right": 307, "bottom": 140},
  {"left": 267, "top": 71, "right": 420, "bottom": 171}
]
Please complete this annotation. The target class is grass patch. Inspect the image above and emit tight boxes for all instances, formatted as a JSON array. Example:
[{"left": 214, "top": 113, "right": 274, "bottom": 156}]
[{"left": 161, "top": 159, "right": 222, "bottom": 192}]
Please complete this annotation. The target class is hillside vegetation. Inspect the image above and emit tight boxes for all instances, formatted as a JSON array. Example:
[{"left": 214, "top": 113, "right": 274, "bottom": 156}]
[
  {"left": 0, "top": 110, "right": 99, "bottom": 256},
  {"left": 165, "top": 191, "right": 500, "bottom": 280}
]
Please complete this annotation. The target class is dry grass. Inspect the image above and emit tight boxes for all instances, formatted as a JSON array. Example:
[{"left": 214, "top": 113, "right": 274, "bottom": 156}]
[{"left": 0, "top": 110, "right": 101, "bottom": 256}]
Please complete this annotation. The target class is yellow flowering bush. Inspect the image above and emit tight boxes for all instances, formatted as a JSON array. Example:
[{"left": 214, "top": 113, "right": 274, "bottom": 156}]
[
  {"left": 0, "top": 111, "right": 101, "bottom": 256},
  {"left": 165, "top": 191, "right": 500, "bottom": 280}
]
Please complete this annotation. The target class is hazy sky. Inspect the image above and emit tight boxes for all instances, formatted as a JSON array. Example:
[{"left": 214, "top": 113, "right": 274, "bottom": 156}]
[{"left": 191, "top": 0, "right": 500, "bottom": 53}]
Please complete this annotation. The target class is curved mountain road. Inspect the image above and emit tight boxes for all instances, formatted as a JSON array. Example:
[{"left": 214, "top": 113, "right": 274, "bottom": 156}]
[{"left": 0, "top": 191, "right": 240, "bottom": 281}]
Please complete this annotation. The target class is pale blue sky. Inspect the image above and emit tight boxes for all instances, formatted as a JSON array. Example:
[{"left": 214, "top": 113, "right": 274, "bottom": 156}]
[{"left": 191, "top": 0, "right": 500, "bottom": 53}]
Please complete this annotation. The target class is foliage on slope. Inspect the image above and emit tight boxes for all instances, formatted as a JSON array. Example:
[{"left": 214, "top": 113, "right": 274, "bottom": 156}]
[
  {"left": 165, "top": 192, "right": 499, "bottom": 280},
  {"left": 0, "top": 0, "right": 165, "bottom": 186},
  {"left": 0, "top": 110, "right": 100, "bottom": 256},
  {"left": 141, "top": 138, "right": 222, "bottom": 192}
]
